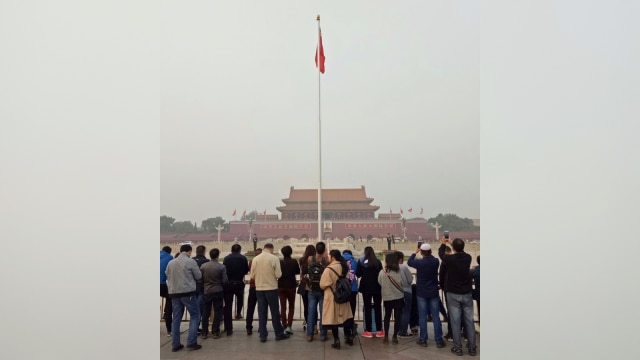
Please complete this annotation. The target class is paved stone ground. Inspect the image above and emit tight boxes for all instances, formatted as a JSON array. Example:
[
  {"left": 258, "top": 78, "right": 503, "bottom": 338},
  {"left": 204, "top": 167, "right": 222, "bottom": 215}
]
[{"left": 160, "top": 321, "right": 480, "bottom": 359}]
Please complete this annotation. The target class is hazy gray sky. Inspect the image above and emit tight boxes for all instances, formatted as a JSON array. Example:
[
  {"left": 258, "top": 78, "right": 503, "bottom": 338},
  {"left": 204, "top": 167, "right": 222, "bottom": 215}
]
[{"left": 161, "top": 1, "right": 479, "bottom": 222}]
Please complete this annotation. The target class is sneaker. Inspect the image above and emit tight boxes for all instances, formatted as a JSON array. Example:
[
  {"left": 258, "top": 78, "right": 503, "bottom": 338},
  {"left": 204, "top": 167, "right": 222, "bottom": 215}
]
[
  {"left": 469, "top": 348, "right": 477, "bottom": 356},
  {"left": 166, "top": 333, "right": 172, "bottom": 337},
  {"left": 416, "top": 339, "right": 428, "bottom": 347},
  {"left": 375, "top": 330, "right": 385, "bottom": 338},
  {"left": 212, "top": 332, "right": 221, "bottom": 339},
  {"left": 410, "top": 327, "right": 418, "bottom": 334},
  {"left": 285, "top": 326, "right": 293, "bottom": 334},
  {"left": 451, "top": 347, "right": 463, "bottom": 356},
  {"left": 171, "top": 344, "right": 184, "bottom": 352},
  {"left": 186, "top": 343, "right": 202, "bottom": 351},
  {"left": 398, "top": 332, "right": 415, "bottom": 338},
  {"left": 275, "top": 333, "right": 290, "bottom": 341},
  {"left": 361, "top": 331, "right": 373, "bottom": 338},
  {"left": 235, "top": 314, "right": 243, "bottom": 320},
  {"left": 437, "top": 341, "right": 446, "bottom": 348}
]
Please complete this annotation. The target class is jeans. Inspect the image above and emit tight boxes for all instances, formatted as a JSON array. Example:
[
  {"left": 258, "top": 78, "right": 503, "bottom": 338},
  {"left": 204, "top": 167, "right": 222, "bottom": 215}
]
[
  {"left": 224, "top": 281, "right": 245, "bottom": 333},
  {"left": 307, "top": 290, "right": 327, "bottom": 337},
  {"left": 399, "top": 291, "right": 412, "bottom": 334},
  {"left": 446, "top": 292, "right": 477, "bottom": 351},
  {"left": 278, "top": 287, "right": 296, "bottom": 328},
  {"left": 160, "top": 284, "right": 173, "bottom": 333},
  {"left": 201, "top": 291, "right": 224, "bottom": 335},
  {"left": 246, "top": 287, "right": 257, "bottom": 330},
  {"left": 171, "top": 295, "right": 200, "bottom": 348},
  {"left": 383, "top": 298, "right": 404, "bottom": 337},
  {"left": 256, "top": 289, "right": 285, "bottom": 340},
  {"left": 417, "top": 296, "right": 444, "bottom": 343},
  {"left": 362, "top": 293, "right": 382, "bottom": 333}
]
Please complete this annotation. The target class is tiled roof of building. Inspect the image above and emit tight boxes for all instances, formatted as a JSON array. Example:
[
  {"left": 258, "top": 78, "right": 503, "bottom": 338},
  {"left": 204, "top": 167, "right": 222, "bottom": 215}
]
[
  {"left": 282, "top": 186, "right": 374, "bottom": 204},
  {"left": 277, "top": 203, "right": 380, "bottom": 211}
]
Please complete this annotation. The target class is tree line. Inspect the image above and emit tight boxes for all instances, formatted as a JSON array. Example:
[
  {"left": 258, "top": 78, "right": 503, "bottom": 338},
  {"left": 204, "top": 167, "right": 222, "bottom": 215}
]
[{"left": 161, "top": 213, "right": 478, "bottom": 234}]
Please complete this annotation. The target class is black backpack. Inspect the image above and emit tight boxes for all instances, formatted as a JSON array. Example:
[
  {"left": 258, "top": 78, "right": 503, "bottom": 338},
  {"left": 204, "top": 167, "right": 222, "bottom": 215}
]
[
  {"left": 327, "top": 266, "right": 352, "bottom": 304},
  {"left": 308, "top": 257, "right": 326, "bottom": 292}
]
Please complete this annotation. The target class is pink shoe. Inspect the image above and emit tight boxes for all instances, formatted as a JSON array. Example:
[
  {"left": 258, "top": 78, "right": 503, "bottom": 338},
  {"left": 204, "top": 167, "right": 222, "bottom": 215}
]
[
  {"left": 361, "top": 331, "right": 373, "bottom": 338},
  {"left": 375, "top": 330, "right": 385, "bottom": 337}
]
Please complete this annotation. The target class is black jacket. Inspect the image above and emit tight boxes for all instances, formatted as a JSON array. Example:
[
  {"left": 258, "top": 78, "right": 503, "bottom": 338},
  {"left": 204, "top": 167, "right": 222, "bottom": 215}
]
[
  {"left": 438, "top": 244, "right": 472, "bottom": 295},
  {"left": 355, "top": 258, "right": 382, "bottom": 295},
  {"left": 223, "top": 252, "right": 249, "bottom": 283},
  {"left": 278, "top": 258, "right": 301, "bottom": 289},
  {"left": 192, "top": 255, "right": 209, "bottom": 294}
]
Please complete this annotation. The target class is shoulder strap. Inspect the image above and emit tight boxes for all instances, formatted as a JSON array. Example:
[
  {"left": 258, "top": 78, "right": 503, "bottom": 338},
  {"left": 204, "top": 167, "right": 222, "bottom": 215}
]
[{"left": 384, "top": 270, "right": 403, "bottom": 292}]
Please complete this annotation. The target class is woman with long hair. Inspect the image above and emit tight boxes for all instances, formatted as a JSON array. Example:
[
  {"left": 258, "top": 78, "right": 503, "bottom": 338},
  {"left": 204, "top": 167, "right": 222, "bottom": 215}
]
[
  {"left": 320, "top": 249, "right": 354, "bottom": 349},
  {"left": 299, "top": 244, "right": 316, "bottom": 331},
  {"left": 278, "top": 245, "right": 300, "bottom": 334},
  {"left": 355, "top": 246, "right": 383, "bottom": 338},
  {"left": 378, "top": 252, "right": 407, "bottom": 344}
]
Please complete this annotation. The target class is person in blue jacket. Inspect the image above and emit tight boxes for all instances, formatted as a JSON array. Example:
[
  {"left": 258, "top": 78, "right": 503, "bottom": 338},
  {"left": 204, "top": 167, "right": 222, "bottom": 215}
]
[
  {"left": 160, "top": 246, "right": 174, "bottom": 336},
  {"left": 342, "top": 250, "right": 359, "bottom": 336}
]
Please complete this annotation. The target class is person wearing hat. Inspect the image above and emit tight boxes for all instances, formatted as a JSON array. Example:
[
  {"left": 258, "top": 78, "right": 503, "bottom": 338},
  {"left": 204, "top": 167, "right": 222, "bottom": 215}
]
[{"left": 408, "top": 243, "right": 446, "bottom": 349}]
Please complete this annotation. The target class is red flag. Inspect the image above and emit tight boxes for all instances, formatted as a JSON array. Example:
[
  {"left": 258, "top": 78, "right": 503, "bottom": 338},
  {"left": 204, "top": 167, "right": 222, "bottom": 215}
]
[
  {"left": 408, "top": 208, "right": 413, "bottom": 213},
  {"left": 315, "top": 28, "right": 325, "bottom": 74},
  {"left": 242, "top": 209, "right": 246, "bottom": 217},
  {"left": 400, "top": 208, "right": 404, "bottom": 215},
  {"left": 232, "top": 209, "right": 236, "bottom": 216},
  {"left": 420, "top": 208, "right": 423, "bottom": 215}
]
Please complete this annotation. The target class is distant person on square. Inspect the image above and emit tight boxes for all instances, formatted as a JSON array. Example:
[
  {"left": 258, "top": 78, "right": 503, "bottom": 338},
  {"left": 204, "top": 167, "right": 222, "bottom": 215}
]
[
  {"left": 253, "top": 234, "right": 258, "bottom": 252},
  {"left": 160, "top": 246, "right": 173, "bottom": 337}
]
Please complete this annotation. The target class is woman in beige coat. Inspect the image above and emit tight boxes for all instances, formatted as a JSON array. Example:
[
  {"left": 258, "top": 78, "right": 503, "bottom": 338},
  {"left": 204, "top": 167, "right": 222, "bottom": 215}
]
[{"left": 320, "top": 250, "right": 355, "bottom": 349}]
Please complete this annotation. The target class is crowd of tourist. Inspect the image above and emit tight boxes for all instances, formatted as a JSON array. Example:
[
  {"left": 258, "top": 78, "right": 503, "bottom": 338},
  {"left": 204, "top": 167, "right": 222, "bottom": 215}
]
[{"left": 160, "top": 237, "right": 479, "bottom": 356}]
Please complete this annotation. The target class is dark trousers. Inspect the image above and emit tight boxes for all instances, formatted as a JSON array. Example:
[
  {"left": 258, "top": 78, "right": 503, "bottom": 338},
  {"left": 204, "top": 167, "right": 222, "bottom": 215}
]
[
  {"left": 246, "top": 287, "right": 257, "bottom": 330},
  {"left": 256, "top": 289, "right": 285, "bottom": 340},
  {"left": 224, "top": 281, "right": 245, "bottom": 333},
  {"left": 328, "top": 319, "right": 353, "bottom": 340},
  {"left": 201, "top": 291, "right": 224, "bottom": 335},
  {"left": 410, "top": 284, "right": 418, "bottom": 328},
  {"left": 362, "top": 293, "right": 382, "bottom": 332},
  {"left": 278, "top": 287, "right": 296, "bottom": 328},
  {"left": 160, "top": 284, "right": 172, "bottom": 333},
  {"left": 383, "top": 298, "right": 404, "bottom": 337},
  {"left": 301, "top": 289, "right": 309, "bottom": 323}
]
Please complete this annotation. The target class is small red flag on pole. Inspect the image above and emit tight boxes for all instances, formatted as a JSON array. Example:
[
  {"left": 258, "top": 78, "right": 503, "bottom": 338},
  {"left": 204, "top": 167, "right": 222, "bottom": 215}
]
[
  {"left": 420, "top": 208, "right": 424, "bottom": 215},
  {"left": 315, "top": 26, "right": 325, "bottom": 73},
  {"left": 408, "top": 208, "right": 413, "bottom": 213},
  {"left": 232, "top": 209, "right": 236, "bottom": 216}
]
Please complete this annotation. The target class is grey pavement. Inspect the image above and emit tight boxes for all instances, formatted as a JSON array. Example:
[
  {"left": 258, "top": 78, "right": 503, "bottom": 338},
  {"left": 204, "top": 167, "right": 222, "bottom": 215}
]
[{"left": 160, "top": 321, "right": 480, "bottom": 359}]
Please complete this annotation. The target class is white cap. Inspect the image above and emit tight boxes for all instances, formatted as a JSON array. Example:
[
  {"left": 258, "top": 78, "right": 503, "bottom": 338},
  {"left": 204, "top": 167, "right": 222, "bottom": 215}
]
[{"left": 420, "top": 243, "right": 431, "bottom": 251}]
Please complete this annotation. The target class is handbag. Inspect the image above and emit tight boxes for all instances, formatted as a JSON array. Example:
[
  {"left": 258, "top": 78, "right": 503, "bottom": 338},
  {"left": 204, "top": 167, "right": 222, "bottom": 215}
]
[{"left": 297, "top": 281, "right": 307, "bottom": 295}]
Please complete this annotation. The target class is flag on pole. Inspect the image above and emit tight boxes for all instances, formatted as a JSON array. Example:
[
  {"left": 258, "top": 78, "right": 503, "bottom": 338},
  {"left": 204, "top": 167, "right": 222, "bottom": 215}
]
[
  {"left": 242, "top": 209, "right": 246, "bottom": 217},
  {"left": 420, "top": 208, "right": 424, "bottom": 215},
  {"left": 400, "top": 208, "right": 404, "bottom": 215},
  {"left": 315, "top": 28, "right": 325, "bottom": 73},
  {"left": 408, "top": 208, "right": 413, "bottom": 213},
  {"left": 232, "top": 209, "right": 236, "bottom": 216},
  {"left": 263, "top": 209, "right": 267, "bottom": 216}
]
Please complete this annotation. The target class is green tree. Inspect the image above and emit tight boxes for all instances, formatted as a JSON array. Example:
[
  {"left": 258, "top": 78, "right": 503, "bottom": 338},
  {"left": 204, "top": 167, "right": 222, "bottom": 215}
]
[
  {"left": 160, "top": 215, "right": 175, "bottom": 233},
  {"left": 426, "top": 213, "right": 479, "bottom": 232},
  {"left": 173, "top": 221, "right": 196, "bottom": 233},
  {"left": 201, "top": 217, "right": 229, "bottom": 232},
  {"left": 241, "top": 210, "right": 257, "bottom": 221}
]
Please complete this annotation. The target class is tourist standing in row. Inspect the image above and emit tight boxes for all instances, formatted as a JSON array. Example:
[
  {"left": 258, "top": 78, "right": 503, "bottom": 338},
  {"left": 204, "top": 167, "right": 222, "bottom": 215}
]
[
  {"left": 438, "top": 238, "right": 477, "bottom": 356},
  {"left": 165, "top": 244, "right": 202, "bottom": 352},
  {"left": 250, "top": 243, "right": 290, "bottom": 342},
  {"left": 409, "top": 243, "right": 445, "bottom": 348},
  {"left": 356, "top": 246, "right": 383, "bottom": 338},
  {"left": 245, "top": 248, "right": 261, "bottom": 335},
  {"left": 341, "top": 249, "right": 359, "bottom": 336},
  {"left": 160, "top": 246, "right": 173, "bottom": 337},
  {"left": 397, "top": 251, "right": 415, "bottom": 338},
  {"left": 320, "top": 250, "right": 354, "bottom": 349},
  {"left": 306, "top": 242, "right": 329, "bottom": 342},
  {"left": 200, "top": 248, "right": 227, "bottom": 339},
  {"left": 223, "top": 244, "right": 249, "bottom": 336},
  {"left": 378, "top": 252, "right": 406, "bottom": 345},
  {"left": 278, "top": 245, "right": 300, "bottom": 334},
  {"left": 192, "top": 245, "right": 209, "bottom": 335},
  {"left": 299, "top": 244, "right": 316, "bottom": 333}
]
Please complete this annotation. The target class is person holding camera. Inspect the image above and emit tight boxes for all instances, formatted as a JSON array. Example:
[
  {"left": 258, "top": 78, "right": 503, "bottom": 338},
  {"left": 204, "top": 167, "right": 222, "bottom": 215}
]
[{"left": 438, "top": 237, "right": 477, "bottom": 357}]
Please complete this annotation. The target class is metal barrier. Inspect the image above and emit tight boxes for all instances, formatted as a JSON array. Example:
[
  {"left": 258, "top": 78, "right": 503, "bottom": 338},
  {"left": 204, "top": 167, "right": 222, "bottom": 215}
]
[{"left": 160, "top": 282, "right": 479, "bottom": 324}]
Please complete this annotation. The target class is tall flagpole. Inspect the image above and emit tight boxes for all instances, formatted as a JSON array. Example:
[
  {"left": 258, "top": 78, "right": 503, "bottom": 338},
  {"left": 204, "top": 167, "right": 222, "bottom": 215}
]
[{"left": 316, "top": 14, "right": 322, "bottom": 243}]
